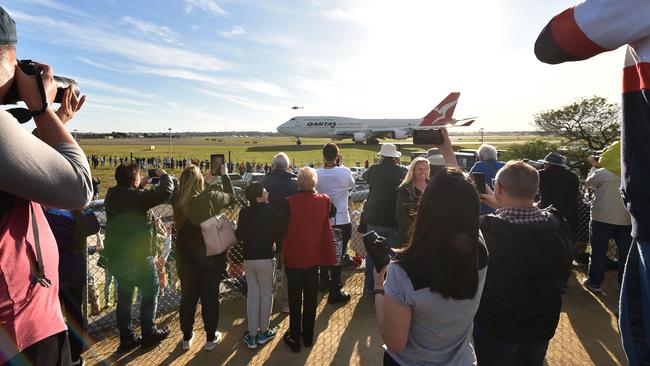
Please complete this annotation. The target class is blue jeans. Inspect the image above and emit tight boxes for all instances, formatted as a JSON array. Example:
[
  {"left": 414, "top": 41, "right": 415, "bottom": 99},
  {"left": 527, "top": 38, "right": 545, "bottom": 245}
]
[
  {"left": 587, "top": 220, "right": 632, "bottom": 286},
  {"left": 473, "top": 322, "right": 549, "bottom": 366},
  {"left": 364, "top": 225, "right": 398, "bottom": 292},
  {"left": 620, "top": 239, "right": 650, "bottom": 365},
  {"left": 112, "top": 257, "right": 159, "bottom": 342}
]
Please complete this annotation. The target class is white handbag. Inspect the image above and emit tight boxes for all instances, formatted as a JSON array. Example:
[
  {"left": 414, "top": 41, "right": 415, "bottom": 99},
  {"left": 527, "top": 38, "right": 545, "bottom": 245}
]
[{"left": 200, "top": 213, "right": 237, "bottom": 256}]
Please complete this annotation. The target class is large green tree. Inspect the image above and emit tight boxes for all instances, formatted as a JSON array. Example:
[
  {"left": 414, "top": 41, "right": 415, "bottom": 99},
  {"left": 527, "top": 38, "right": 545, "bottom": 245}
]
[{"left": 533, "top": 96, "right": 620, "bottom": 150}]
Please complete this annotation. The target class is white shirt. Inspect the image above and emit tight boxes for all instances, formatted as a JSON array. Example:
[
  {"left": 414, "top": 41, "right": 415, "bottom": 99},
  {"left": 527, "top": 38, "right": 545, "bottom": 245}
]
[
  {"left": 585, "top": 168, "right": 631, "bottom": 226},
  {"left": 316, "top": 165, "right": 355, "bottom": 225}
]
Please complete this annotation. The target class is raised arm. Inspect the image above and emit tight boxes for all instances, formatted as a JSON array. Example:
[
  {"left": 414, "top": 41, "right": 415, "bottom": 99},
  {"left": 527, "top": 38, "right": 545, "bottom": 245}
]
[{"left": 535, "top": 0, "right": 650, "bottom": 64}]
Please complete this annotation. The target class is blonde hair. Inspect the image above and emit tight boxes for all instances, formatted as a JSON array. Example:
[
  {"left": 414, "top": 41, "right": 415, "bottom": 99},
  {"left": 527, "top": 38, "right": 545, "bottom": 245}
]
[
  {"left": 297, "top": 167, "right": 318, "bottom": 191},
  {"left": 400, "top": 157, "right": 430, "bottom": 188},
  {"left": 175, "top": 165, "right": 204, "bottom": 219}
]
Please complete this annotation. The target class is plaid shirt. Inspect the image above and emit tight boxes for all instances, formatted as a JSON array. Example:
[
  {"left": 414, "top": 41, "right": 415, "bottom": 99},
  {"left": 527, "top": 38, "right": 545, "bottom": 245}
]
[{"left": 494, "top": 207, "right": 547, "bottom": 224}]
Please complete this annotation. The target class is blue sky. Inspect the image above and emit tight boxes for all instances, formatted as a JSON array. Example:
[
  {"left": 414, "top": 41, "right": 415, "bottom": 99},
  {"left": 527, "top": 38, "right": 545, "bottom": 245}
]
[{"left": 4, "top": 0, "right": 625, "bottom": 133}]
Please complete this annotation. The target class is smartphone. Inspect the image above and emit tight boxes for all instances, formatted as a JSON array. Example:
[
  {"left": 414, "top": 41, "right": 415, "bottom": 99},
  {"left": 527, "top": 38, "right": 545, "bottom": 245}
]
[
  {"left": 149, "top": 177, "right": 160, "bottom": 185},
  {"left": 363, "top": 231, "right": 391, "bottom": 272},
  {"left": 210, "top": 154, "right": 225, "bottom": 176},
  {"left": 471, "top": 172, "right": 486, "bottom": 194},
  {"left": 413, "top": 129, "right": 444, "bottom": 145},
  {"left": 147, "top": 169, "right": 157, "bottom": 178}
]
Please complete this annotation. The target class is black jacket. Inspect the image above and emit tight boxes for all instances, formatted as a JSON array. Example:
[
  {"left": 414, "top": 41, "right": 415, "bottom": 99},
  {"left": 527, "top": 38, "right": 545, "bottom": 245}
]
[
  {"left": 174, "top": 176, "right": 235, "bottom": 269},
  {"left": 475, "top": 209, "right": 573, "bottom": 342},
  {"left": 538, "top": 165, "right": 580, "bottom": 237},
  {"left": 235, "top": 203, "right": 282, "bottom": 260},
  {"left": 262, "top": 169, "right": 299, "bottom": 210},
  {"left": 362, "top": 159, "right": 407, "bottom": 227},
  {"left": 103, "top": 174, "right": 174, "bottom": 266}
]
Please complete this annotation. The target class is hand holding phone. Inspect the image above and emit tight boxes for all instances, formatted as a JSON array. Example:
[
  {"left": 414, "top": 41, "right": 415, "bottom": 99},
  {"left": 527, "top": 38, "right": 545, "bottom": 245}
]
[
  {"left": 210, "top": 154, "right": 225, "bottom": 176},
  {"left": 363, "top": 231, "right": 391, "bottom": 272},
  {"left": 470, "top": 172, "right": 486, "bottom": 194},
  {"left": 413, "top": 129, "right": 444, "bottom": 145}
]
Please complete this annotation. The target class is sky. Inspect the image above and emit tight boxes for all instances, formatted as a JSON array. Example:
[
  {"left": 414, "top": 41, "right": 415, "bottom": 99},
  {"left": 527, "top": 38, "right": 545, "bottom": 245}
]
[{"left": 3, "top": 0, "right": 626, "bottom": 133}]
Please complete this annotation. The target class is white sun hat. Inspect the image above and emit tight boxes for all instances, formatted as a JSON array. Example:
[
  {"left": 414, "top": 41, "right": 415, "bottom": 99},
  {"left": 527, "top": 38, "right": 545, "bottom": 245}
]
[{"left": 377, "top": 143, "right": 401, "bottom": 158}]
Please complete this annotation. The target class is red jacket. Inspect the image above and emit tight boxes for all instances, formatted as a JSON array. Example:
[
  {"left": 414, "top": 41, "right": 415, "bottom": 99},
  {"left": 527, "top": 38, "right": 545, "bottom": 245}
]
[{"left": 282, "top": 192, "right": 336, "bottom": 269}]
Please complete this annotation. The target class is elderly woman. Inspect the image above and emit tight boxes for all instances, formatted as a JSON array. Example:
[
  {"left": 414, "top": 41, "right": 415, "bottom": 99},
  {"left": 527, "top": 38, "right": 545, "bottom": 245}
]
[
  {"left": 395, "top": 157, "right": 430, "bottom": 247},
  {"left": 279, "top": 167, "right": 337, "bottom": 353},
  {"left": 469, "top": 144, "right": 504, "bottom": 214}
]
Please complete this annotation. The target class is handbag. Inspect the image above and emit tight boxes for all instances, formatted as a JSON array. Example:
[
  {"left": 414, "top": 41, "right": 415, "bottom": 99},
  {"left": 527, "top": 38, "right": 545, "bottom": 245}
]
[{"left": 200, "top": 201, "right": 237, "bottom": 256}]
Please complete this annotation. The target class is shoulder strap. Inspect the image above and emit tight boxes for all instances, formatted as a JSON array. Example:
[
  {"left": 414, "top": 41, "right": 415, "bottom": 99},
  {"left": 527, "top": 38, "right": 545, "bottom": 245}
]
[{"left": 30, "top": 204, "right": 51, "bottom": 288}]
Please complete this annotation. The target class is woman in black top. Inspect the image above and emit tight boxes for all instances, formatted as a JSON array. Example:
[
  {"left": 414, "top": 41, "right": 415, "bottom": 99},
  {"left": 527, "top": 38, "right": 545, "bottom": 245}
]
[{"left": 172, "top": 164, "right": 234, "bottom": 352}]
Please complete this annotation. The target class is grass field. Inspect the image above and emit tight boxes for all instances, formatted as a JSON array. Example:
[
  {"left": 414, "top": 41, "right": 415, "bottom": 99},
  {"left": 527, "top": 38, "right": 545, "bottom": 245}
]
[{"left": 80, "top": 134, "right": 553, "bottom": 192}]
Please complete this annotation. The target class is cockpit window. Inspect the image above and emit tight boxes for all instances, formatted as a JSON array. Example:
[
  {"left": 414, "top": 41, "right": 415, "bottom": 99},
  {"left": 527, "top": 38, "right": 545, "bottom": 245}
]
[{"left": 290, "top": 118, "right": 295, "bottom": 121}]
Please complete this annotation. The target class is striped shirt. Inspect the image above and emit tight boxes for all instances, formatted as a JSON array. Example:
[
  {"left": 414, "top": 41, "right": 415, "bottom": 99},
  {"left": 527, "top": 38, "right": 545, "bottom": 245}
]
[
  {"left": 494, "top": 207, "right": 547, "bottom": 225},
  {"left": 535, "top": 0, "right": 650, "bottom": 241}
]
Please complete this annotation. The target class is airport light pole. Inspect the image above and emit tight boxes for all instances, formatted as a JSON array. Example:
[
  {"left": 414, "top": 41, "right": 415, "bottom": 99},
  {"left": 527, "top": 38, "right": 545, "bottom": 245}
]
[
  {"left": 480, "top": 128, "right": 485, "bottom": 144},
  {"left": 168, "top": 128, "right": 172, "bottom": 158},
  {"left": 73, "top": 129, "right": 78, "bottom": 141}
]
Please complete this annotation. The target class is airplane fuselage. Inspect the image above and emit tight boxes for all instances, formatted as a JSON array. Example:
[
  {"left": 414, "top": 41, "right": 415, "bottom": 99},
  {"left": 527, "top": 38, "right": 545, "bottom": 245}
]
[{"left": 277, "top": 116, "right": 422, "bottom": 139}]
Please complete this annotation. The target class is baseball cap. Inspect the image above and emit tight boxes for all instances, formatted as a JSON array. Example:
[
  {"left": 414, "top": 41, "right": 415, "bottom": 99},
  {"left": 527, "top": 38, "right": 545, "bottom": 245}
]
[{"left": 0, "top": 7, "right": 17, "bottom": 45}]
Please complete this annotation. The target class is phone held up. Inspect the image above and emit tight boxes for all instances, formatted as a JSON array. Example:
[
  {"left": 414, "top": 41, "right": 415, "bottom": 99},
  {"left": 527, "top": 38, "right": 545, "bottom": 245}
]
[
  {"left": 210, "top": 154, "right": 225, "bottom": 176},
  {"left": 470, "top": 172, "right": 486, "bottom": 194},
  {"left": 413, "top": 129, "right": 444, "bottom": 145}
]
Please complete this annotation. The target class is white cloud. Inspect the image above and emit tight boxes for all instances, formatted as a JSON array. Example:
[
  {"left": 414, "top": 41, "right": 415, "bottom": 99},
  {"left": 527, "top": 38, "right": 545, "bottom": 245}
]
[
  {"left": 219, "top": 26, "right": 246, "bottom": 38},
  {"left": 249, "top": 33, "right": 297, "bottom": 48},
  {"left": 11, "top": 11, "right": 231, "bottom": 73},
  {"left": 121, "top": 16, "right": 181, "bottom": 44},
  {"left": 321, "top": 6, "right": 357, "bottom": 22},
  {"left": 184, "top": 0, "right": 228, "bottom": 16},
  {"left": 75, "top": 77, "right": 155, "bottom": 99}
]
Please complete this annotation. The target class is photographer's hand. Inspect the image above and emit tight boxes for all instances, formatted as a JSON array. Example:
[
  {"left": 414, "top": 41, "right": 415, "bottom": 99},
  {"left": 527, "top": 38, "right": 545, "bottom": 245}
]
[
  {"left": 15, "top": 61, "right": 75, "bottom": 146},
  {"left": 56, "top": 86, "right": 86, "bottom": 124},
  {"left": 433, "top": 128, "right": 459, "bottom": 168}
]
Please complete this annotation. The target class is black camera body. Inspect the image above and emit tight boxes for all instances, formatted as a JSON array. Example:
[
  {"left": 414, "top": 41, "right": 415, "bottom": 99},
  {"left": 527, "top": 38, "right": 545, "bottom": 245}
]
[{"left": 2, "top": 59, "right": 79, "bottom": 105}]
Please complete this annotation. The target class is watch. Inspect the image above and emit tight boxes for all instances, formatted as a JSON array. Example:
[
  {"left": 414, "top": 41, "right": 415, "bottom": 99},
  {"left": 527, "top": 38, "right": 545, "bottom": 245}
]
[{"left": 373, "top": 289, "right": 385, "bottom": 296}]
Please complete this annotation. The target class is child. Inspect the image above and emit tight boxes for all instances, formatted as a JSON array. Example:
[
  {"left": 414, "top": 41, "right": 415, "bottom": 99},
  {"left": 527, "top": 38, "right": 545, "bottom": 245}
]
[{"left": 235, "top": 182, "right": 281, "bottom": 349}]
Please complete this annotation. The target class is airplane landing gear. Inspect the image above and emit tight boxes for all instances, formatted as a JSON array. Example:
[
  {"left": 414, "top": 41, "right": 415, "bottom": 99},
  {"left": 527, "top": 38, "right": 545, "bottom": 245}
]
[
  {"left": 296, "top": 137, "right": 302, "bottom": 145},
  {"left": 366, "top": 138, "right": 380, "bottom": 145}
]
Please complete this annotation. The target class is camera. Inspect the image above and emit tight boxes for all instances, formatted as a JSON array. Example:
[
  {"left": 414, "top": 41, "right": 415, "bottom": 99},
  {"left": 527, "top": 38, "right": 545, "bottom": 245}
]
[{"left": 2, "top": 60, "right": 80, "bottom": 105}]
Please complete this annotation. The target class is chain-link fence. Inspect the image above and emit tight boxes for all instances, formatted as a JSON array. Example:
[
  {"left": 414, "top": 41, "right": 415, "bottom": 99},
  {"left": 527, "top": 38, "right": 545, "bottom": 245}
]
[{"left": 84, "top": 190, "right": 370, "bottom": 340}]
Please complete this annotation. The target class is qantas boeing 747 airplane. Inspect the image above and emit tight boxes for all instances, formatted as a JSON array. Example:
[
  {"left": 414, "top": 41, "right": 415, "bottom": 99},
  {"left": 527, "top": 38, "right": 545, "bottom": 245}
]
[{"left": 276, "top": 93, "right": 475, "bottom": 145}]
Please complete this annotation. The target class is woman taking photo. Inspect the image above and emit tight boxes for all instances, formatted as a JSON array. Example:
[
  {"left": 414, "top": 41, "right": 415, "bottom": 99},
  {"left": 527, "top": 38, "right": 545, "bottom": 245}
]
[
  {"left": 172, "top": 165, "right": 234, "bottom": 352},
  {"left": 373, "top": 167, "right": 488, "bottom": 365},
  {"left": 395, "top": 157, "right": 430, "bottom": 247},
  {"left": 280, "top": 167, "right": 337, "bottom": 353}
]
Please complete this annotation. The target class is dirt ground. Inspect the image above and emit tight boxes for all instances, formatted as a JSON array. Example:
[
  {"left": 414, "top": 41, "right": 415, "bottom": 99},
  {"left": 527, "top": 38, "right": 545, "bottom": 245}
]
[{"left": 82, "top": 269, "right": 626, "bottom": 366}]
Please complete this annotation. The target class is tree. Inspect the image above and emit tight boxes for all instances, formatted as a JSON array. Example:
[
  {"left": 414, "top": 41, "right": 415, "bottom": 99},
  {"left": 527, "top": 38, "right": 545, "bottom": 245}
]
[
  {"left": 533, "top": 96, "right": 620, "bottom": 150},
  {"left": 503, "top": 140, "right": 559, "bottom": 161}
]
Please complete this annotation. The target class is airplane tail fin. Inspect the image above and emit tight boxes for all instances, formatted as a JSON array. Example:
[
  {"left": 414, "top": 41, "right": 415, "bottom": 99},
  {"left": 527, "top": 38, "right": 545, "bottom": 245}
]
[{"left": 420, "top": 92, "right": 460, "bottom": 126}]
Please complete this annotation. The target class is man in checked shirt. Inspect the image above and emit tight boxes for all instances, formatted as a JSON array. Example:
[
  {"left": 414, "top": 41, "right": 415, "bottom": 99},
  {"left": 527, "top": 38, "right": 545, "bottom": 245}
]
[{"left": 472, "top": 161, "right": 573, "bottom": 366}]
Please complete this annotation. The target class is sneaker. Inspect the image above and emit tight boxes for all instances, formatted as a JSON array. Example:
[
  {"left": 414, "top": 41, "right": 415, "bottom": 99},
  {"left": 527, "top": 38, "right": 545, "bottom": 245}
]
[
  {"left": 117, "top": 336, "right": 142, "bottom": 353},
  {"left": 141, "top": 327, "right": 170, "bottom": 349},
  {"left": 204, "top": 331, "right": 223, "bottom": 351},
  {"left": 283, "top": 332, "right": 300, "bottom": 353},
  {"left": 257, "top": 327, "right": 279, "bottom": 344},
  {"left": 242, "top": 331, "right": 257, "bottom": 349},
  {"left": 182, "top": 333, "right": 193, "bottom": 351},
  {"left": 328, "top": 290, "right": 351, "bottom": 304},
  {"left": 582, "top": 279, "right": 603, "bottom": 294}
]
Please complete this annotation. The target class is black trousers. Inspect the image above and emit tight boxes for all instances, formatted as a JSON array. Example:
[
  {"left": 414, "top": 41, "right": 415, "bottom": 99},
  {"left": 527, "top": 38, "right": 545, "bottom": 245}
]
[
  {"left": 384, "top": 351, "right": 400, "bottom": 366},
  {"left": 286, "top": 266, "right": 319, "bottom": 341},
  {"left": 59, "top": 287, "right": 85, "bottom": 361},
  {"left": 177, "top": 262, "right": 223, "bottom": 341},
  {"left": 319, "top": 223, "right": 352, "bottom": 292},
  {"left": 2, "top": 331, "right": 71, "bottom": 366}
]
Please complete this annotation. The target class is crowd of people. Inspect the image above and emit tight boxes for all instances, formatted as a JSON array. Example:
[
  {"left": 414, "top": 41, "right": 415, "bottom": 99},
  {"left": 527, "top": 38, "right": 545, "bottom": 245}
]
[{"left": 1, "top": 2, "right": 650, "bottom": 365}]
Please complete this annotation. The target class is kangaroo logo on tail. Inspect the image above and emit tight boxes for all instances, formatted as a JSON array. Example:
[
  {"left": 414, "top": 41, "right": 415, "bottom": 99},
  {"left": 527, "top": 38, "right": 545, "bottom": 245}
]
[{"left": 420, "top": 92, "right": 461, "bottom": 126}]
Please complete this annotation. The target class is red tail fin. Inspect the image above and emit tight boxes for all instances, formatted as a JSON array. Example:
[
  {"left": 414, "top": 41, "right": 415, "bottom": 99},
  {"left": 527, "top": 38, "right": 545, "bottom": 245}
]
[{"left": 420, "top": 92, "right": 460, "bottom": 126}]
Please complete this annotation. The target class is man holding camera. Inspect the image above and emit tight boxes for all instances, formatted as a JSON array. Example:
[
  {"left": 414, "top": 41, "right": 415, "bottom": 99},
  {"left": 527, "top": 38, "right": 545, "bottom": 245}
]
[
  {"left": 0, "top": 7, "right": 91, "bottom": 366},
  {"left": 316, "top": 143, "right": 355, "bottom": 304},
  {"left": 103, "top": 164, "right": 175, "bottom": 352}
]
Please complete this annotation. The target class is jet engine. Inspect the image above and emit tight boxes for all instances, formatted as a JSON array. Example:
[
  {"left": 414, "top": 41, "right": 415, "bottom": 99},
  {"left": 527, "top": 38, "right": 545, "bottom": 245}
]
[
  {"left": 353, "top": 132, "right": 366, "bottom": 143},
  {"left": 392, "top": 130, "right": 408, "bottom": 140}
]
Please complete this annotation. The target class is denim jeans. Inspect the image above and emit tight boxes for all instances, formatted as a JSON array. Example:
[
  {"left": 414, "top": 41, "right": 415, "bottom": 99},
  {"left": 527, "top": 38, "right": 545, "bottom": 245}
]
[
  {"left": 587, "top": 220, "right": 632, "bottom": 286},
  {"left": 112, "top": 257, "right": 159, "bottom": 342},
  {"left": 473, "top": 322, "right": 548, "bottom": 366},
  {"left": 364, "top": 225, "right": 398, "bottom": 292},
  {"left": 619, "top": 239, "right": 650, "bottom": 365}
]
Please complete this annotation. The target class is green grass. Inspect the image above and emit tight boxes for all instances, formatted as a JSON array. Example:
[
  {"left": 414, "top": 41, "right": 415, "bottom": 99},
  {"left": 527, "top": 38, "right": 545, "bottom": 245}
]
[{"left": 80, "top": 134, "right": 551, "bottom": 193}]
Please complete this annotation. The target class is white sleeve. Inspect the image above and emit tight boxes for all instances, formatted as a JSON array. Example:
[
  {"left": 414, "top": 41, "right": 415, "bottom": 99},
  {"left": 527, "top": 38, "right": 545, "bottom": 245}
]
[{"left": 573, "top": 0, "right": 650, "bottom": 50}]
